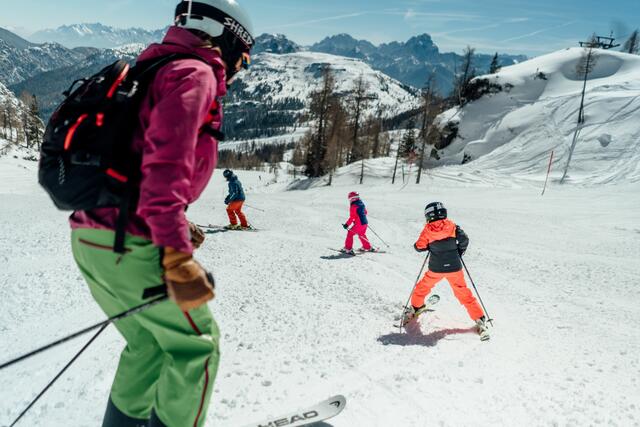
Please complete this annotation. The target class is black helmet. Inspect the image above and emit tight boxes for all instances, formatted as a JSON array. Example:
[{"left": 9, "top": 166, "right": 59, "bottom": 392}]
[
  {"left": 223, "top": 169, "right": 233, "bottom": 179},
  {"left": 425, "top": 202, "right": 447, "bottom": 222}
]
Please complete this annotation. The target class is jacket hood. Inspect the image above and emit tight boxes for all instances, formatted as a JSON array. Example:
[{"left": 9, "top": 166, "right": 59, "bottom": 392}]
[
  {"left": 426, "top": 219, "right": 456, "bottom": 239},
  {"left": 138, "top": 26, "right": 227, "bottom": 98}
]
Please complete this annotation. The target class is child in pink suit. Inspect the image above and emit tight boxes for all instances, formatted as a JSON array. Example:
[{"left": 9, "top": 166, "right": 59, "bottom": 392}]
[{"left": 341, "top": 192, "right": 373, "bottom": 255}]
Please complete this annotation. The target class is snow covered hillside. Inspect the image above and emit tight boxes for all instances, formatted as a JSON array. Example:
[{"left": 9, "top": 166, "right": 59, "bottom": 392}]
[
  {"left": 0, "top": 80, "right": 22, "bottom": 111},
  {"left": 433, "top": 48, "right": 640, "bottom": 185},
  {"left": 0, "top": 81, "right": 33, "bottom": 148},
  {"left": 235, "top": 51, "right": 420, "bottom": 118},
  {"left": 0, "top": 36, "right": 86, "bottom": 86},
  {"left": 1, "top": 156, "right": 639, "bottom": 426}
]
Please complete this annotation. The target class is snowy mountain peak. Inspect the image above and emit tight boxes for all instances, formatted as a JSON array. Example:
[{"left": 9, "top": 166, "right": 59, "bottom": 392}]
[
  {"left": 403, "top": 33, "right": 439, "bottom": 57},
  {"left": 311, "top": 34, "right": 377, "bottom": 59},
  {"left": 254, "top": 33, "right": 301, "bottom": 55}
]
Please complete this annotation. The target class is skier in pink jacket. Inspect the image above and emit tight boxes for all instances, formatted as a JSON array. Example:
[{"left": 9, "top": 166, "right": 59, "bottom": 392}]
[
  {"left": 69, "top": 1, "right": 254, "bottom": 426},
  {"left": 340, "top": 191, "right": 374, "bottom": 255}
]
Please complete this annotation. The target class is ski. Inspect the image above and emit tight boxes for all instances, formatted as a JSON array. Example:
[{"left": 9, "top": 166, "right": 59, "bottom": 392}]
[
  {"left": 327, "top": 247, "right": 385, "bottom": 256},
  {"left": 394, "top": 294, "right": 440, "bottom": 328},
  {"left": 198, "top": 224, "right": 258, "bottom": 232},
  {"left": 242, "top": 395, "right": 346, "bottom": 427}
]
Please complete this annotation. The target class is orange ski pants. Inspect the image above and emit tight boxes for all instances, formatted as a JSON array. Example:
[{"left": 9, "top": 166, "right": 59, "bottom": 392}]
[
  {"left": 226, "top": 201, "right": 248, "bottom": 227},
  {"left": 411, "top": 269, "right": 484, "bottom": 321}
]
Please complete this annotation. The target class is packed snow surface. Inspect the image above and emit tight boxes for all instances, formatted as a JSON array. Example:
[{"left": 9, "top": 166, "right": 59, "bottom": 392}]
[
  {"left": 1, "top": 151, "right": 639, "bottom": 426},
  {"left": 434, "top": 48, "right": 640, "bottom": 185}
]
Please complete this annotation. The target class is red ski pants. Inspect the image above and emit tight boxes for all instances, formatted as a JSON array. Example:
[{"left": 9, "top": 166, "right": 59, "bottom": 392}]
[
  {"left": 226, "top": 201, "right": 248, "bottom": 227},
  {"left": 411, "top": 269, "right": 484, "bottom": 321},
  {"left": 345, "top": 224, "right": 372, "bottom": 250}
]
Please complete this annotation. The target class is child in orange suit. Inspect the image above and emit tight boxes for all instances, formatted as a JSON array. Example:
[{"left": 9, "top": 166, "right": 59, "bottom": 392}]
[{"left": 409, "top": 202, "right": 488, "bottom": 338}]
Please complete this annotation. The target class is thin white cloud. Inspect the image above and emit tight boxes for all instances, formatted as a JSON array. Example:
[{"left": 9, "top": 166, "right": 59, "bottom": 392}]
[
  {"left": 404, "top": 8, "right": 417, "bottom": 20},
  {"left": 265, "top": 9, "right": 484, "bottom": 31},
  {"left": 432, "top": 17, "right": 530, "bottom": 37},
  {"left": 500, "top": 21, "right": 578, "bottom": 43},
  {"left": 264, "top": 12, "right": 374, "bottom": 30}
]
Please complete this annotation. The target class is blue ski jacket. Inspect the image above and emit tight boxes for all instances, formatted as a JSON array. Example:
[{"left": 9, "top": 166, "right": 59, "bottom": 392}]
[{"left": 225, "top": 175, "right": 245, "bottom": 204}]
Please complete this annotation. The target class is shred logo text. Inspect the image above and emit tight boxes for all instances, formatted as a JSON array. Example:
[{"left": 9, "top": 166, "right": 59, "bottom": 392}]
[
  {"left": 224, "top": 17, "right": 254, "bottom": 47},
  {"left": 256, "top": 410, "right": 319, "bottom": 427}
]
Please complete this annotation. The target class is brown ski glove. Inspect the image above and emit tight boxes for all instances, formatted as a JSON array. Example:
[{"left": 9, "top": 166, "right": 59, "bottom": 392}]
[
  {"left": 188, "top": 222, "right": 206, "bottom": 249},
  {"left": 163, "top": 248, "right": 215, "bottom": 312}
]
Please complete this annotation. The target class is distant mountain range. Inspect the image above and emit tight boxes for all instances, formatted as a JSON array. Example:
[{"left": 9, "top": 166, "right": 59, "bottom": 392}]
[
  {"left": 0, "top": 24, "right": 529, "bottom": 136},
  {"left": 261, "top": 33, "right": 526, "bottom": 94},
  {"left": 310, "top": 33, "right": 527, "bottom": 93},
  {"left": 29, "top": 23, "right": 167, "bottom": 49},
  {"left": 13, "top": 24, "right": 527, "bottom": 92},
  {"left": 9, "top": 45, "right": 144, "bottom": 118}
]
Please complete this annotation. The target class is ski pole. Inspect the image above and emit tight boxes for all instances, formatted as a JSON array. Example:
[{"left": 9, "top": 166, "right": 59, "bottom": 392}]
[
  {"left": 367, "top": 225, "right": 390, "bottom": 248},
  {"left": 244, "top": 203, "right": 265, "bottom": 213},
  {"left": 399, "top": 252, "right": 430, "bottom": 332},
  {"left": 0, "top": 293, "right": 168, "bottom": 371},
  {"left": 460, "top": 257, "right": 494, "bottom": 327},
  {"left": 9, "top": 323, "right": 109, "bottom": 427}
]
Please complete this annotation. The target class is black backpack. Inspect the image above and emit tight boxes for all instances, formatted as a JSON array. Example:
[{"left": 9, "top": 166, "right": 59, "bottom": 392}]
[{"left": 39, "top": 53, "right": 207, "bottom": 253}]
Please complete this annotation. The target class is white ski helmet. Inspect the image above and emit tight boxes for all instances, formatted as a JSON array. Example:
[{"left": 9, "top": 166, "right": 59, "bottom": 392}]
[{"left": 174, "top": 1, "right": 255, "bottom": 73}]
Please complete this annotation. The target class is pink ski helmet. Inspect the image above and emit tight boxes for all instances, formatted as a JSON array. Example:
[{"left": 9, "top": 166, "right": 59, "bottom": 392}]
[{"left": 348, "top": 191, "right": 360, "bottom": 202}]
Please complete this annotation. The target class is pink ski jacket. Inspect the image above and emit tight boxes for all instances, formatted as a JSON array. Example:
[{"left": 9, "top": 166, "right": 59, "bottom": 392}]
[
  {"left": 345, "top": 200, "right": 368, "bottom": 228},
  {"left": 70, "top": 27, "right": 227, "bottom": 254}
]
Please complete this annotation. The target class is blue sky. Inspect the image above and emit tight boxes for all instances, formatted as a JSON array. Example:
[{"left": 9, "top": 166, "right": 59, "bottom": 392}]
[{"left": 1, "top": 0, "right": 639, "bottom": 56}]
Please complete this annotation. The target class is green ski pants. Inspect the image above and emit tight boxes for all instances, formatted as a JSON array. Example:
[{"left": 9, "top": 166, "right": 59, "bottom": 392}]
[{"left": 71, "top": 228, "right": 220, "bottom": 427}]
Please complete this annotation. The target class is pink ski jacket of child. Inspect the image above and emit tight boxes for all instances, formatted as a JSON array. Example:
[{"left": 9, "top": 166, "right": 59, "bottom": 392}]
[
  {"left": 70, "top": 27, "right": 227, "bottom": 254},
  {"left": 345, "top": 199, "right": 369, "bottom": 228}
]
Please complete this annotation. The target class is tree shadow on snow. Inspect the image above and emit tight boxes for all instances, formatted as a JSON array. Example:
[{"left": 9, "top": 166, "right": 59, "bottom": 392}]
[{"left": 378, "top": 322, "right": 477, "bottom": 347}]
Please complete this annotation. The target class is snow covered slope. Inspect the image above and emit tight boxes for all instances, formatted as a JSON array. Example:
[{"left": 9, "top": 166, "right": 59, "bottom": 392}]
[
  {"left": 1, "top": 156, "right": 639, "bottom": 426},
  {"left": 433, "top": 48, "right": 640, "bottom": 185},
  {"left": 235, "top": 51, "right": 420, "bottom": 118}
]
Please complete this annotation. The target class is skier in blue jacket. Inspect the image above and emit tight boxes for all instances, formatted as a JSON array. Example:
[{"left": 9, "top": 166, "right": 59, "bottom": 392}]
[{"left": 223, "top": 169, "right": 249, "bottom": 230}]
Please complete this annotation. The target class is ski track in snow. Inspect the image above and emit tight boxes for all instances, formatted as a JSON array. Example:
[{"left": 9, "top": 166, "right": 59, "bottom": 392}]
[{"left": 1, "top": 157, "right": 640, "bottom": 426}]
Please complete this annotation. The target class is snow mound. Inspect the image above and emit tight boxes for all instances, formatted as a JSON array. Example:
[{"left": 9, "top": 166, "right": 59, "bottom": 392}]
[
  {"left": 559, "top": 54, "right": 623, "bottom": 81},
  {"left": 433, "top": 48, "right": 640, "bottom": 185}
]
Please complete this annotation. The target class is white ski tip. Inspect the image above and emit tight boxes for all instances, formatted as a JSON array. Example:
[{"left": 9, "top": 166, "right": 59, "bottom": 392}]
[
  {"left": 329, "top": 394, "right": 346, "bottom": 409},
  {"left": 242, "top": 395, "right": 346, "bottom": 427}
]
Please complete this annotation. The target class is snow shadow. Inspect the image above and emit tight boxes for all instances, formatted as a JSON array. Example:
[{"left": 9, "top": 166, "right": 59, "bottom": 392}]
[
  {"left": 320, "top": 254, "right": 356, "bottom": 260},
  {"left": 378, "top": 323, "right": 477, "bottom": 347},
  {"left": 203, "top": 228, "right": 229, "bottom": 234},
  {"left": 286, "top": 177, "right": 324, "bottom": 191}
]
